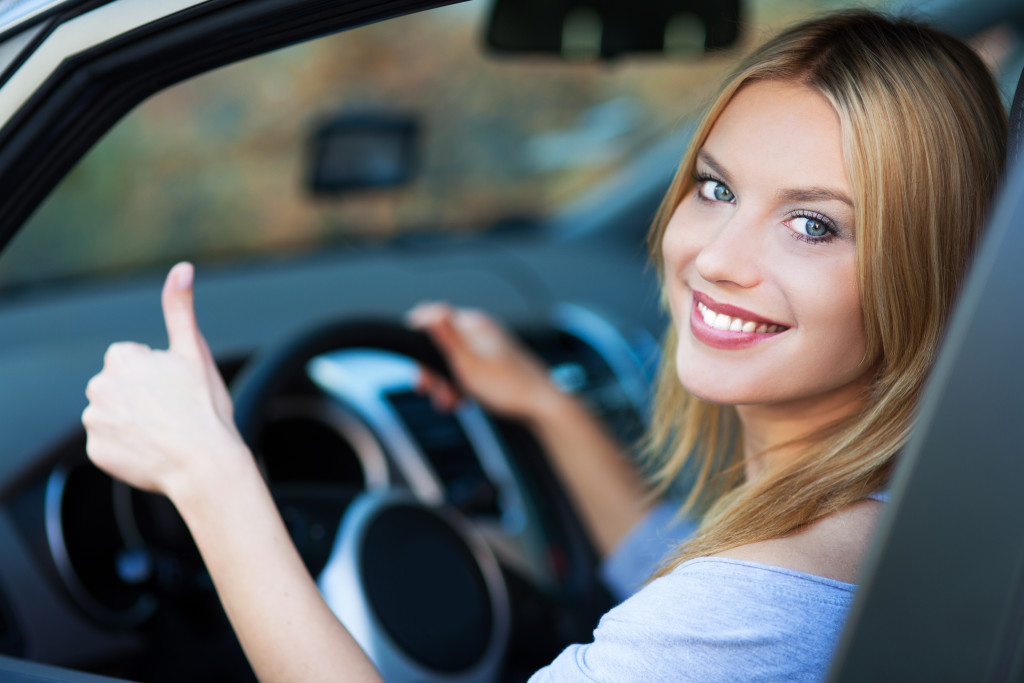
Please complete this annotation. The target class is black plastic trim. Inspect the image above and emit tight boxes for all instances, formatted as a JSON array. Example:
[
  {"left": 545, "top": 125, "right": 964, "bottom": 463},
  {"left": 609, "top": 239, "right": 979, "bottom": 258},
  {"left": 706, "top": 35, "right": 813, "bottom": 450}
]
[
  {"left": 0, "top": 18, "right": 57, "bottom": 91},
  {"left": 0, "top": 1, "right": 103, "bottom": 44}
]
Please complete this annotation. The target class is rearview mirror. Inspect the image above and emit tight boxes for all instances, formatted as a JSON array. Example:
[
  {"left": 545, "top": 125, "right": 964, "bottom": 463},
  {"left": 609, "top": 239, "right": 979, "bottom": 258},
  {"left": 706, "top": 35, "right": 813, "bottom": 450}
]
[{"left": 485, "top": 0, "right": 742, "bottom": 60}]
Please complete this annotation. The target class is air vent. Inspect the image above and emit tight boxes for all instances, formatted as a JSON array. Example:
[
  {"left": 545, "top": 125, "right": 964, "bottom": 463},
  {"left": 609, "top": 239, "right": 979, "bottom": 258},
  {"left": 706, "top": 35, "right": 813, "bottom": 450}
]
[{"left": 387, "top": 391, "right": 500, "bottom": 517}]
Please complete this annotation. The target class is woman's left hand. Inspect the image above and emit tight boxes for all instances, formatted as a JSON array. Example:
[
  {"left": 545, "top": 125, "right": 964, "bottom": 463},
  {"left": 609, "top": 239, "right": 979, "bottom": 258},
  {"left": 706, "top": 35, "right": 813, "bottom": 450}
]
[{"left": 82, "top": 262, "right": 248, "bottom": 501}]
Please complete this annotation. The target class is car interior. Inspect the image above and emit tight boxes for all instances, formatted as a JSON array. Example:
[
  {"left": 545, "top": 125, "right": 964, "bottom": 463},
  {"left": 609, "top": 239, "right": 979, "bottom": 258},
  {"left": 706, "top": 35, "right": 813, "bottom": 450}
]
[
  {"left": 827, "top": 63, "right": 1024, "bottom": 682},
  {"left": 0, "top": 0, "right": 1020, "bottom": 681}
]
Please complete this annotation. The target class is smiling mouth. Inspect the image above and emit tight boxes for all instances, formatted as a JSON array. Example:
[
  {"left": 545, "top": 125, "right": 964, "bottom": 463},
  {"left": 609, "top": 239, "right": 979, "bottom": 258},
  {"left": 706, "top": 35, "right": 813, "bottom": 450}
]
[{"left": 695, "top": 300, "right": 787, "bottom": 334}]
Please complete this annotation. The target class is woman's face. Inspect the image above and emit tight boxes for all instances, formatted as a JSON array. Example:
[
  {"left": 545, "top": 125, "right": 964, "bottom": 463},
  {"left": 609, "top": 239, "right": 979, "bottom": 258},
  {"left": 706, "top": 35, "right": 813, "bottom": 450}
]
[{"left": 662, "top": 80, "right": 872, "bottom": 412}]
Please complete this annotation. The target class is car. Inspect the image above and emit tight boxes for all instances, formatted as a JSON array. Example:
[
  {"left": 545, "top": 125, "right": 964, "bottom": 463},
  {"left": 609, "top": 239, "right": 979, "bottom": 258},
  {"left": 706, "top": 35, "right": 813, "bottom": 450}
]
[{"left": 0, "top": 1, "right": 1020, "bottom": 682}]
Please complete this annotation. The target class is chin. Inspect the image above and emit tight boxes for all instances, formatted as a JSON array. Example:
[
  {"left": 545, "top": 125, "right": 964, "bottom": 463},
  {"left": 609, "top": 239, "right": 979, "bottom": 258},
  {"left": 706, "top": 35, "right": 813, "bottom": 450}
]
[
  {"left": 675, "top": 367, "right": 751, "bottom": 406},
  {"left": 673, "top": 342, "right": 748, "bottom": 405}
]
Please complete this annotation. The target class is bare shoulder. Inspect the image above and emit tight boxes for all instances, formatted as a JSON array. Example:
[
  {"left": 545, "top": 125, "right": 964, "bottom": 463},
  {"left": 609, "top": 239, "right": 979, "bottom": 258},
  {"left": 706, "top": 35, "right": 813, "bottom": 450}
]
[{"left": 712, "top": 499, "right": 885, "bottom": 584}]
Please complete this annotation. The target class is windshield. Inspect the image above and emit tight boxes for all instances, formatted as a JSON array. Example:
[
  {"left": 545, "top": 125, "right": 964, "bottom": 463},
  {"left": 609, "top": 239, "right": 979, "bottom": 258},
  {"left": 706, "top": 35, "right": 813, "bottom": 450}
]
[{"left": 0, "top": 0, "right": 828, "bottom": 290}]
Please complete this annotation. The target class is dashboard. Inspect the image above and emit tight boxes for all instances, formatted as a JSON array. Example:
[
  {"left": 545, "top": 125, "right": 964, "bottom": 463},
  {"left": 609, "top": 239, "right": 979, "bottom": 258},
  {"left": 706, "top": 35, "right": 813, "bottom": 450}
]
[
  {"left": 36, "top": 303, "right": 654, "bottom": 621},
  {"left": 0, "top": 244, "right": 662, "bottom": 682}
]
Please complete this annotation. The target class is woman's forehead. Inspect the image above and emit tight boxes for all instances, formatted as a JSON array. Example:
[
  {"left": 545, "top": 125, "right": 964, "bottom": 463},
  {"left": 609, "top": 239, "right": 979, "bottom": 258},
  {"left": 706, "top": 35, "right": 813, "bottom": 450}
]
[{"left": 703, "top": 80, "right": 850, "bottom": 198}]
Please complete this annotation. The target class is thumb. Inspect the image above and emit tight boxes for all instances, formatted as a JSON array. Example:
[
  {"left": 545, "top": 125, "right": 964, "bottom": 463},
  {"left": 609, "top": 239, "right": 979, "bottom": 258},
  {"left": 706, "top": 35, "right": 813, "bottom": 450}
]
[
  {"left": 161, "top": 263, "right": 236, "bottom": 423},
  {"left": 161, "top": 262, "right": 205, "bottom": 363}
]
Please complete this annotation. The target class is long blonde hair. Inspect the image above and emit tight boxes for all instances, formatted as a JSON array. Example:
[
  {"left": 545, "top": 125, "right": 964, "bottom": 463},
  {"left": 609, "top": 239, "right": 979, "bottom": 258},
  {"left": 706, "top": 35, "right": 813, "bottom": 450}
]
[{"left": 646, "top": 11, "right": 1007, "bottom": 576}]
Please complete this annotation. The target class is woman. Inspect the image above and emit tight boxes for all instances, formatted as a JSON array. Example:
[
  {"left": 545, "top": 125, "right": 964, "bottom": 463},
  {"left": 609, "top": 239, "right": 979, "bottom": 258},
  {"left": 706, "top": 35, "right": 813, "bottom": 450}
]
[{"left": 82, "top": 10, "right": 1007, "bottom": 682}]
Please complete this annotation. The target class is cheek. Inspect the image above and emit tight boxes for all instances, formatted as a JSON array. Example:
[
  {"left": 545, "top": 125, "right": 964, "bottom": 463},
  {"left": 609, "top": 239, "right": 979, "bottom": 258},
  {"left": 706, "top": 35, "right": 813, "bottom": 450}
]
[
  {"left": 830, "top": 261, "right": 865, "bottom": 343},
  {"left": 661, "top": 214, "right": 696, "bottom": 324},
  {"left": 801, "top": 259, "right": 868, "bottom": 372},
  {"left": 660, "top": 200, "right": 701, "bottom": 277}
]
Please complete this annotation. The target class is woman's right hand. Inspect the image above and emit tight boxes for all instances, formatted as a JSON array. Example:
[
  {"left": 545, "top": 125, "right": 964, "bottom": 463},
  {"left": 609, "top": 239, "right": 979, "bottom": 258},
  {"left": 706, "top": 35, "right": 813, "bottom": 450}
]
[
  {"left": 410, "top": 303, "right": 650, "bottom": 556},
  {"left": 407, "top": 303, "right": 562, "bottom": 422}
]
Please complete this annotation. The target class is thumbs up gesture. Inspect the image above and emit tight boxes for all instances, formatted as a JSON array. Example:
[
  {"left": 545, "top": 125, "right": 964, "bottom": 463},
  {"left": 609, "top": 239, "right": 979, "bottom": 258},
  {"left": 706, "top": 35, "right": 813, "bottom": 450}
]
[{"left": 83, "top": 263, "right": 248, "bottom": 500}]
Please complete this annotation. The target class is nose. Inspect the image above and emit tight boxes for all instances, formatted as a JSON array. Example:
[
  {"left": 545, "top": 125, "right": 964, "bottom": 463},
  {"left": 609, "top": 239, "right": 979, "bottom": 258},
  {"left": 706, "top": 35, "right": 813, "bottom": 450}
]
[{"left": 694, "top": 208, "right": 764, "bottom": 288}]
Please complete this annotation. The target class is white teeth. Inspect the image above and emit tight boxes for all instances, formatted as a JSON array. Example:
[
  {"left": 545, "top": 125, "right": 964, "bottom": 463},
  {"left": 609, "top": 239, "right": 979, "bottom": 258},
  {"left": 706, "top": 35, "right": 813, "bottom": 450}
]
[{"left": 696, "top": 300, "right": 783, "bottom": 334}]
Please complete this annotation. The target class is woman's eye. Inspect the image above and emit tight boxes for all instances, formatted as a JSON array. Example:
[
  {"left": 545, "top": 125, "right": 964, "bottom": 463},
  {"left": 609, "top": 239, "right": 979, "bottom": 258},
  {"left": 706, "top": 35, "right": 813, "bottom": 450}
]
[
  {"left": 790, "top": 216, "right": 830, "bottom": 238},
  {"left": 699, "top": 179, "right": 734, "bottom": 203}
]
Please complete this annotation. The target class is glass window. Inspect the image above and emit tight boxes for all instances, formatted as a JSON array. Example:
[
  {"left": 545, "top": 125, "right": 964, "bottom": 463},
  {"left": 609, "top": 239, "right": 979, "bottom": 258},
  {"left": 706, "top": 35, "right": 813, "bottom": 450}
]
[{"left": 0, "top": 0, "right": 836, "bottom": 290}]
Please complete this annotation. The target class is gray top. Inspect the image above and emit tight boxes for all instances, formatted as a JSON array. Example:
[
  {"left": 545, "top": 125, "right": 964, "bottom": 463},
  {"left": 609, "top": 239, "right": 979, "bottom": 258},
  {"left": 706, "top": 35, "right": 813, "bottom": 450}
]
[
  {"left": 530, "top": 495, "right": 887, "bottom": 682},
  {"left": 599, "top": 501, "right": 696, "bottom": 601},
  {"left": 530, "top": 557, "right": 856, "bottom": 682}
]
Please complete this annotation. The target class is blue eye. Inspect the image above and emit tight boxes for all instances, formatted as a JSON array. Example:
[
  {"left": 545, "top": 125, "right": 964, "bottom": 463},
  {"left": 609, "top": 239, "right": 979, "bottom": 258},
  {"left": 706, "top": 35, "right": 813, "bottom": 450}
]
[
  {"left": 791, "top": 216, "right": 829, "bottom": 237},
  {"left": 787, "top": 213, "right": 838, "bottom": 244},
  {"left": 698, "top": 179, "right": 735, "bottom": 203}
]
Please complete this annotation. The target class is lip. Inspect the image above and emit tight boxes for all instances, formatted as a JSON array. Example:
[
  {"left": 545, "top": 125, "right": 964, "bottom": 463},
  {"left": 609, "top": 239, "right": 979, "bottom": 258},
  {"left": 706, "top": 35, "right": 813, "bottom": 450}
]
[
  {"left": 689, "top": 291, "right": 788, "bottom": 350},
  {"left": 692, "top": 291, "right": 786, "bottom": 327}
]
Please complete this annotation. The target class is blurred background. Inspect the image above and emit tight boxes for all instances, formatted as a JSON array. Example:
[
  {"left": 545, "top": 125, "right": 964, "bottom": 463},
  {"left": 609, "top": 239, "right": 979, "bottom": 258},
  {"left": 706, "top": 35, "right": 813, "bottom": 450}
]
[{"left": 4, "top": 0, "right": 1018, "bottom": 292}]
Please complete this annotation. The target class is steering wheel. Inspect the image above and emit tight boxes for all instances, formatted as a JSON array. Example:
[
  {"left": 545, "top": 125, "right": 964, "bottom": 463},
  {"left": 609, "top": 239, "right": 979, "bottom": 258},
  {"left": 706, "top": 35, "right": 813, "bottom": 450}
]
[
  {"left": 229, "top": 318, "right": 612, "bottom": 680},
  {"left": 231, "top": 318, "right": 452, "bottom": 428}
]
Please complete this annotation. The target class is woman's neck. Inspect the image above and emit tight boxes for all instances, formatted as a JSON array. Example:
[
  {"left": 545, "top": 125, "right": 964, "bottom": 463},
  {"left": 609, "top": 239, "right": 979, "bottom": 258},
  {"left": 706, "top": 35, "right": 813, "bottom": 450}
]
[{"left": 736, "top": 378, "right": 870, "bottom": 481}]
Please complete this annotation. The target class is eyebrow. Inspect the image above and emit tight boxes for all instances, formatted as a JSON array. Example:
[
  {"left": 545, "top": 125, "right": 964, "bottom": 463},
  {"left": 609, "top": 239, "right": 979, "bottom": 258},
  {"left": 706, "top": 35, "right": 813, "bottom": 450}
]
[
  {"left": 696, "top": 150, "right": 854, "bottom": 209},
  {"left": 777, "top": 187, "right": 854, "bottom": 208},
  {"left": 696, "top": 151, "right": 733, "bottom": 185}
]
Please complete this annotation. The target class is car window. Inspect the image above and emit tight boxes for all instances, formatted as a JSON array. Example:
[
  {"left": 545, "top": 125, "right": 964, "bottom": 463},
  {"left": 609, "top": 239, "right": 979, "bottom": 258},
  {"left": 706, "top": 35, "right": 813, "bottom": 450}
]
[{"left": 0, "top": 0, "right": 826, "bottom": 291}]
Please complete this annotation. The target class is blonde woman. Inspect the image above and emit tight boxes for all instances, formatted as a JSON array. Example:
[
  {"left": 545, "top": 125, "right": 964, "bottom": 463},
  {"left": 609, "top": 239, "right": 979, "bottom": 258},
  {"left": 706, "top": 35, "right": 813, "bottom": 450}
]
[{"left": 82, "top": 10, "right": 1007, "bottom": 682}]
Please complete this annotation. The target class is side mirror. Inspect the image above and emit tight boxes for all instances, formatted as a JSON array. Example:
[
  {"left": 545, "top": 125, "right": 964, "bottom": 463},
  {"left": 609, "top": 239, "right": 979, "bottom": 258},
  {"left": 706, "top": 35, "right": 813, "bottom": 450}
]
[
  {"left": 485, "top": 0, "right": 742, "bottom": 60},
  {"left": 307, "top": 111, "right": 419, "bottom": 196}
]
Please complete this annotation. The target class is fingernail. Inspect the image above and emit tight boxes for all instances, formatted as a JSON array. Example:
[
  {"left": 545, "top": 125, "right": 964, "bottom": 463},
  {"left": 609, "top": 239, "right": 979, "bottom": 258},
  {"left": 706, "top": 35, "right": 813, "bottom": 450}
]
[{"left": 174, "top": 262, "right": 194, "bottom": 291}]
